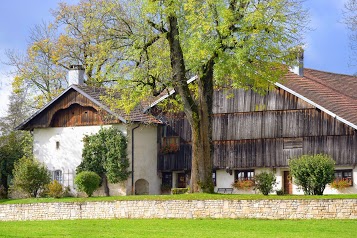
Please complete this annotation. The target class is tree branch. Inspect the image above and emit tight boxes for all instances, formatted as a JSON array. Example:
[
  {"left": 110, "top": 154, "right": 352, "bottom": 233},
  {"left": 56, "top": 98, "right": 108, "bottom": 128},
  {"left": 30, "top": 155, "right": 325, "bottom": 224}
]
[{"left": 147, "top": 20, "right": 168, "bottom": 33}]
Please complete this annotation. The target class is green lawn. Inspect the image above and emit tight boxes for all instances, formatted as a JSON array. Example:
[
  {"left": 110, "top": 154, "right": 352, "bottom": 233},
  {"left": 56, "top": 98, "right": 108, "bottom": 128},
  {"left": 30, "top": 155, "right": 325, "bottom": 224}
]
[
  {"left": 2, "top": 193, "right": 357, "bottom": 205},
  {"left": 0, "top": 219, "right": 356, "bottom": 238}
]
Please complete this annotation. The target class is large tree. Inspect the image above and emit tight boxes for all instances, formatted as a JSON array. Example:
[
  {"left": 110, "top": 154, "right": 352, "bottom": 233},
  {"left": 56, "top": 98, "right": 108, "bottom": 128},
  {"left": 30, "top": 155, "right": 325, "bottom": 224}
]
[
  {"left": 108, "top": 0, "right": 308, "bottom": 193},
  {"left": 4, "top": 22, "right": 67, "bottom": 109},
  {"left": 52, "top": 0, "right": 133, "bottom": 86},
  {"left": 3, "top": 0, "right": 132, "bottom": 110},
  {"left": 77, "top": 127, "right": 130, "bottom": 196},
  {"left": 0, "top": 87, "right": 33, "bottom": 197}
]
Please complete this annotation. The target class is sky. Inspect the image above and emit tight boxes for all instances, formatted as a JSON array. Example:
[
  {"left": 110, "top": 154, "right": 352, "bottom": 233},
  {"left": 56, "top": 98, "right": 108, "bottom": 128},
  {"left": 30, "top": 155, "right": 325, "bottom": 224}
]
[{"left": 0, "top": 0, "right": 354, "bottom": 116}]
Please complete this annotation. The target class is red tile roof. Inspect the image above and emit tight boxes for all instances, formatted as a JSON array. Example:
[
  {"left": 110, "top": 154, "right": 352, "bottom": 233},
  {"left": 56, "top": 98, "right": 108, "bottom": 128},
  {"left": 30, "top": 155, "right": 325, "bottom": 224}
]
[{"left": 281, "top": 68, "right": 357, "bottom": 129}]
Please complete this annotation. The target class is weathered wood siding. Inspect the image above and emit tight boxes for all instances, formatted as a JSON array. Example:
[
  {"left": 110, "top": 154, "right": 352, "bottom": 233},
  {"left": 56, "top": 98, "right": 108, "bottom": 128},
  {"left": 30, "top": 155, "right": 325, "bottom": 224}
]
[
  {"left": 213, "top": 135, "right": 357, "bottom": 168},
  {"left": 157, "top": 87, "right": 357, "bottom": 171},
  {"left": 51, "top": 104, "right": 104, "bottom": 127},
  {"left": 21, "top": 89, "right": 120, "bottom": 129}
]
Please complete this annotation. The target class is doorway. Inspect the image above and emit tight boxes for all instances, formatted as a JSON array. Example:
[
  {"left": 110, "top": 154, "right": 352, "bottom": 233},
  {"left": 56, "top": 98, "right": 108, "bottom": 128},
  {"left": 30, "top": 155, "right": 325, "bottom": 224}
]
[
  {"left": 283, "top": 171, "right": 292, "bottom": 194},
  {"left": 135, "top": 179, "right": 149, "bottom": 195},
  {"left": 177, "top": 173, "right": 186, "bottom": 188}
]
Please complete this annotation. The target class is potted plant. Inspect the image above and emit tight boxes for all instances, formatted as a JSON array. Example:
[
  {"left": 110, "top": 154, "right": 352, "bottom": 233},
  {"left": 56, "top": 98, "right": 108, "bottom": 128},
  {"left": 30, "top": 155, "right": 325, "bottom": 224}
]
[
  {"left": 231, "top": 179, "right": 255, "bottom": 190},
  {"left": 330, "top": 178, "right": 351, "bottom": 190},
  {"left": 160, "top": 143, "right": 179, "bottom": 154}
]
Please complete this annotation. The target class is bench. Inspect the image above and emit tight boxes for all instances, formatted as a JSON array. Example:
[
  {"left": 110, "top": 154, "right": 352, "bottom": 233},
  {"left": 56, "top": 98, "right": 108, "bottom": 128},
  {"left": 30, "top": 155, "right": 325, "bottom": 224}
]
[{"left": 217, "top": 188, "right": 233, "bottom": 194}]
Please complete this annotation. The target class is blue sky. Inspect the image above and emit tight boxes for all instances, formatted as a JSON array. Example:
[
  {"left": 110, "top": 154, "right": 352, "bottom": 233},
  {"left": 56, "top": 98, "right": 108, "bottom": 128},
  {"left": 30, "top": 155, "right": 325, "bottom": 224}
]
[{"left": 0, "top": 0, "right": 353, "bottom": 115}]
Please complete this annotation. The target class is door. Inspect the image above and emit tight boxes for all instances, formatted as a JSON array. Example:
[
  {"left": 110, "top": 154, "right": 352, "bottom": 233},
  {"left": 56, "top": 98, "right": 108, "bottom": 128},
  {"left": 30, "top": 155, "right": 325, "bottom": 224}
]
[
  {"left": 283, "top": 171, "right": 293, "bottom": 194},
  {"left": 177, "top": 173, "right": 186, "bottom": 188}
]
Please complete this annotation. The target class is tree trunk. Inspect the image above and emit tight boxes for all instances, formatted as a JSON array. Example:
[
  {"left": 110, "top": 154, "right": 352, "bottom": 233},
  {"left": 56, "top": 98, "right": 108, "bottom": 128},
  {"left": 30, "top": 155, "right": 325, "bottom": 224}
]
[
  {"left": 166, "top": 14, "right": 215, "bottom": 193},
  {"left": 190, "top": 61, "right": 215, "bottom": 193},
  {"left": 102, "top": 174, "right": 110, "bottom": 196}
]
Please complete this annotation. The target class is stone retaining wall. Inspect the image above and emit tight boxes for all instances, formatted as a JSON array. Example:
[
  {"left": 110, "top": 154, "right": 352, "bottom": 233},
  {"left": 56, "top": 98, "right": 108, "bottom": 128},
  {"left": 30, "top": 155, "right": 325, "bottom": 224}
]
[{"left": 0, "top": 199, "right": 356, "bottom": 221}]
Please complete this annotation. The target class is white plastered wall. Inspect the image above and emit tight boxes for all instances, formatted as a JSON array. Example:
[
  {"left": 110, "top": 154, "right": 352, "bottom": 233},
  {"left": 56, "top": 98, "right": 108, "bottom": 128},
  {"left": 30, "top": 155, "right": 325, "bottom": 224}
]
[
  {"left": 126, "top": 124, "right": 160, "bottom": 195},
  {"left": 215, "top": 168, "right": 280, "bottom": 194},
  {"left": 214, "top": 166, "right": 357, "bottom": 195},
  {"left": 33, "top": 124, "right": 127, "bottom": 196}
]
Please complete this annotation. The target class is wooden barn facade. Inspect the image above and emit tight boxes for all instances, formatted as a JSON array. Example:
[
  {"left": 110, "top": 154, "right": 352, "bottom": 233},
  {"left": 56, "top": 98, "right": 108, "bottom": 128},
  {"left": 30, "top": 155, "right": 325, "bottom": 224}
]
[{"left": 155, "top": 69, "right": 357, "bottom": 194}]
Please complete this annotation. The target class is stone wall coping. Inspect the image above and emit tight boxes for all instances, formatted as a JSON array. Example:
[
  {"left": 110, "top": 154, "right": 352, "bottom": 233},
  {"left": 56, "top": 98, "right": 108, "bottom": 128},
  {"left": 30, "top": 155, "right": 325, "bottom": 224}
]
[{"left": 0, "top": 199, "right": 356, "bottom": 221}]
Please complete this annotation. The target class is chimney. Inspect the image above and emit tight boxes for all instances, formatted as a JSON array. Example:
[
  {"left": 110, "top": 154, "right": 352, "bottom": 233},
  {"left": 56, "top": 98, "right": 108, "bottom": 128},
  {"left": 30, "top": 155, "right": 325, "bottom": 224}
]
[
  {"left": 68, "top": 65, "right": 85, "bottom": 85},
  {"left": 290, "top": 46, "right": 304, "bottom": 77}
]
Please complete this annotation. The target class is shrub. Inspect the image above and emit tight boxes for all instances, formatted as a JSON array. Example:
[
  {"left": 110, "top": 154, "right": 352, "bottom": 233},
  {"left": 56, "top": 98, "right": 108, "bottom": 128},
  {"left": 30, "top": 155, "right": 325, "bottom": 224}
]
[
  {"left": 47, "top": 180, "right": 63, "bottom": 198},
  {"left": 254, "top": 172, "right": 276, "bottom": 195},
  {"left": 171, "top": 188, "right": 189, "bottom": 194},
  {"left": 11, "top": 156, "right": 51, "bottom": 197},
  {"left": 74, "top": 171, "right": 101, "bottom": 197},
  {"left": 231, "top": 179, "right": 255, "bottom": 190},
  {"left": 276, "top": 189, "right": 284, "bottom": 195},
  {"left": 289, "top": 154, "right": 335, "bottom": 195}
]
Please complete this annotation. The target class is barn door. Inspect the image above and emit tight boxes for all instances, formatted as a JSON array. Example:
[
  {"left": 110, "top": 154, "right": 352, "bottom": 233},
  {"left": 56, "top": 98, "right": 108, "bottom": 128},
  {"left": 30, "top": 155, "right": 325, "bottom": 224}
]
[{"left": 283, "top": 171, "right": 293, "bottom": 194}]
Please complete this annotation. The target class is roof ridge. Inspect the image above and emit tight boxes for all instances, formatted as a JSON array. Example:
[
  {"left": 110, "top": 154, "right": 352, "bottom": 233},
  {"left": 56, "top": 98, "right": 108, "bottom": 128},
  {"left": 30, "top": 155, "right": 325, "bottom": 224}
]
[
  {"left": 305, "top": 68, "right": 357, "bottom": 78},
  {"left": 303, "top": 69, "right": 357, "bottom": 100}
]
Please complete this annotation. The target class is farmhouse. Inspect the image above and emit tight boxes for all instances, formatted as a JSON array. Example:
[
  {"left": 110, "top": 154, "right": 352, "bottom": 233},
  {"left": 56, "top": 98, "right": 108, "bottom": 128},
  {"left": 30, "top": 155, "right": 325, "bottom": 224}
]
[
  {"left": 17, "top": 64, "right": 357, "bottom": 195},
  {"left": 16, "top": 65, "right": 162, "bottom": 196}
]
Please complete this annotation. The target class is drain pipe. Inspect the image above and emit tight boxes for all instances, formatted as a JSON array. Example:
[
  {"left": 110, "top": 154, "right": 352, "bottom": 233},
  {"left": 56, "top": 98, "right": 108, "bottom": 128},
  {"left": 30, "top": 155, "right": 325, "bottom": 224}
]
[{"left": 131, "top": 124, "right": 140, "bottom": 195}]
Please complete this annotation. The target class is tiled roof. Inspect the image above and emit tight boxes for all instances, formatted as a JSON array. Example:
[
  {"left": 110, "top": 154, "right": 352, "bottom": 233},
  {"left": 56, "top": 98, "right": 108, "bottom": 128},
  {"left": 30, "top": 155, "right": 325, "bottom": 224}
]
[
  {"left": 75, "top": 84, "right": 161, "bottom": 124},
  {"left": 281, "top": 68, "right": 357, "bottom": 129},
  {"left": 145, "top": 68, "right": 357, "bottom": 130},
  {"left": 17, "top": 68, "right": 357, "bottom": 130}
]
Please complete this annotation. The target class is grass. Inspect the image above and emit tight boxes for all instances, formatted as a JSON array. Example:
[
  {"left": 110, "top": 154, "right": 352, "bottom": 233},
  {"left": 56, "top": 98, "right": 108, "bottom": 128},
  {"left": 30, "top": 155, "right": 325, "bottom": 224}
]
[
  {"left": 0, "top": 219, "right": 357, "bottom": 238},
  {"left": 1, "top": 193, "right": 357, "bottom": 205}
]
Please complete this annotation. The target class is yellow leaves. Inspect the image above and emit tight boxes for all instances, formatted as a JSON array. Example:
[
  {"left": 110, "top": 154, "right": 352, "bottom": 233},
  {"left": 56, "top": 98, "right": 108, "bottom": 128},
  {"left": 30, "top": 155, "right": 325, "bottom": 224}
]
[{"left": 12, "top": 76, "right": 25, "bottom": 94}]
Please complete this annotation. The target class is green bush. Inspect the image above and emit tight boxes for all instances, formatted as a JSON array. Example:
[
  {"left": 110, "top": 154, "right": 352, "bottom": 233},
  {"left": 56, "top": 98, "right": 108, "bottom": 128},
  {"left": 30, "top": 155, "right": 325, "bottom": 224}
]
[
  {"left": 11, "top": 156, "right": 51, "bottom": 197},
  {"left": 276, "top": 189, "right": 284, "bottom": 195},
  {"left": 171, "top": 188, "right": 189, "bottom": 194},
  {"left": 74, "top": 171, "right": 101, "bottom": 197},
  {"left": 254, "top": 171, "right": 276, "bottom": 195},
  {"left": 47, "top": 180, "right": 63, "bottom": 198},
  {"left": 289, "top": 154, "right": 335, "bottom": 195}
]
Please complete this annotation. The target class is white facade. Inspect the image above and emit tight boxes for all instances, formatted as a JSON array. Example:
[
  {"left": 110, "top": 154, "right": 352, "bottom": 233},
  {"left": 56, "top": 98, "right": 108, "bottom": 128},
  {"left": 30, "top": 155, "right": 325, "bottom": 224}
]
[
  {"left": 214, "top": 167, "right": 357, "bottom": 195},
  {"left": 33, "top": 123, "right": 160, "bottom": 196},
  {"left": 127, "top": 124, "right": 161, "bottom": 195}
]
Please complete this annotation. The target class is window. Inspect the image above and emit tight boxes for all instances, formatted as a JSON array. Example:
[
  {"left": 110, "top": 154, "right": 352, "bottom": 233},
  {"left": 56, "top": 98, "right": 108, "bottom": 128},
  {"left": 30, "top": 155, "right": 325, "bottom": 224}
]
[
  {"left": 235, "top": 170, "right": 255, "bottom": 181},
  {"left": 56, "top": 141, "right": 60, "bottom": 150},
  {"left": 334, "top": 169, "right": 353, "bottom": 186},
  {"left": 160, "top": 136, "right": 180, "bottom": 154},
  {"left": 162, "top": 172, "right": 172, "bottom": 187},
  {"left": 212, "top": 171, "right": 217, "bottom": 186},
  {"left": 53, "top": 170, "right": 63, "bottom": 184}
]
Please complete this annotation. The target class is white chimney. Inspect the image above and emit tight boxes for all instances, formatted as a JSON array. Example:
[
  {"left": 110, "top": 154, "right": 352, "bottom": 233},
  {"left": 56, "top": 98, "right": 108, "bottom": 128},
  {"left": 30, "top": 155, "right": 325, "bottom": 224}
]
[
  {"left": 290, "top": 47, "right": 304, "bottom": 77},
  {"left": 68, "top": 65, "right": 85, "bottom": 85}
]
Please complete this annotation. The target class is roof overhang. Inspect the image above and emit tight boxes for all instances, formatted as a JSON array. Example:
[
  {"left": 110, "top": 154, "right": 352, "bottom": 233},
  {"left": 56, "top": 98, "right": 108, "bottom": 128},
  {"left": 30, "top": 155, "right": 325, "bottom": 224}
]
[{"left": 16, "top": 85, "right": 126, "bottom": 130}]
